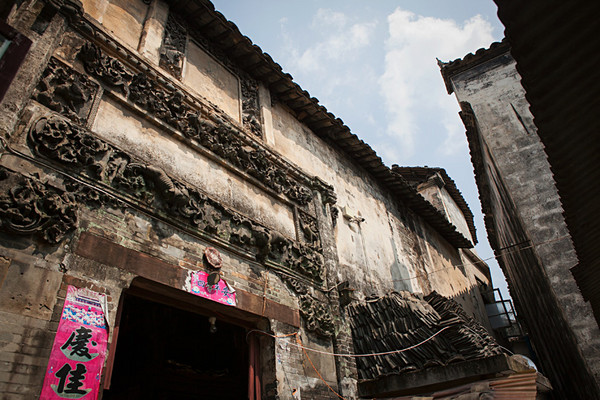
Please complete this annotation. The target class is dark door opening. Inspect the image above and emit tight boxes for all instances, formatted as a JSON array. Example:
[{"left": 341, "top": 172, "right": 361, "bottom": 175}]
[{"left": 103, "top": 293, "right": 249, "bottom": 399}]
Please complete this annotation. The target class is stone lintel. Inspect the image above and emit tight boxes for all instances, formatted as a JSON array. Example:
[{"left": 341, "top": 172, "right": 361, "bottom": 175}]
[{"left": 74, "top": 231, "right": 300, "bottom": 328}]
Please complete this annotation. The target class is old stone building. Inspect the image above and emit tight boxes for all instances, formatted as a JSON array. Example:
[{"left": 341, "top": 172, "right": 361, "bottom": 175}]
[
  {"left": 440, "top": 39, "right": 600, "bottom": 399},
  {"left": 0, "top": 1, "right": 525, "bottom": 399}
]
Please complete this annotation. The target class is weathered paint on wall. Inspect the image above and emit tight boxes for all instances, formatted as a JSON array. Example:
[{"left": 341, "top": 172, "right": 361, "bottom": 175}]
[{"left": 269, "top": 100, "right": 482, "bottom": 302}]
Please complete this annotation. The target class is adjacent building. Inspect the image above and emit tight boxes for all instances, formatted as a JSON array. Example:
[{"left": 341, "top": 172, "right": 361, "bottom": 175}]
[{"left": 440, "top": 39, "right": 600, "bottom": 399}]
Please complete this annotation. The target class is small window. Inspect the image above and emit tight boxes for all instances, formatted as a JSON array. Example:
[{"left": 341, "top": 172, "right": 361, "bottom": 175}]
[
  {"left": 0, "top": 33, "right": 11, "bottom": 59},
  {"left": 0, "top": 20, "right": 32, "bottom": 103}
]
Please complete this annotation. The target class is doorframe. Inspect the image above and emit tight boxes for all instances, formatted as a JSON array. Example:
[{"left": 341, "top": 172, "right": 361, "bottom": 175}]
[{"left": 102, "top": 277, "right": 269, "bottom": 399}]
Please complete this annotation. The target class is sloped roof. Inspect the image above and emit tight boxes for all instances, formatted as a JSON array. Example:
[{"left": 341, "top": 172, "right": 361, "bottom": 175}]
[
  {"left": 162, "top": 0, "right": 474, "bottom": 249},
  {"left": 391, "top": 166, "right": 477, "bottom": 245},
  {"left": 348, "top": 291, "right": 503, "bottom": 381}
]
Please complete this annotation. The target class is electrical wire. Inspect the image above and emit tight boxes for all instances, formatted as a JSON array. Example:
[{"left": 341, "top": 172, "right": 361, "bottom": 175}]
[
  {"left": 247, "top": 326, "right": 451, "bottom": 358},
  {"left": 247, "top": 328, "right": 451, "bottom": 400}
]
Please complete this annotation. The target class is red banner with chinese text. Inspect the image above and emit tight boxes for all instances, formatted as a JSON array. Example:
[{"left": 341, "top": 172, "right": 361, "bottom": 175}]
[{"left": 40, "top": 286, "right": 108, "bottom": 400}]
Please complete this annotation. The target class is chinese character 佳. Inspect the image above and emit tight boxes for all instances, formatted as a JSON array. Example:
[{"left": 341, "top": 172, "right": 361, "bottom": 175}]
[
  {"left": 52, "top": 363, "right": 91, "bottom": 398},
  {"left": 50, "top": 326, "right": 98, "bottom": 397},
  {"left": 61, "top": 326, "right": 99, "bottom": 361}
]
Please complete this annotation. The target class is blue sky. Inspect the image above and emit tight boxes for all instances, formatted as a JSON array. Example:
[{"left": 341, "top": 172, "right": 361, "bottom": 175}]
[{"left": 211, "top": 1, "right": 509, "bottom": 299}]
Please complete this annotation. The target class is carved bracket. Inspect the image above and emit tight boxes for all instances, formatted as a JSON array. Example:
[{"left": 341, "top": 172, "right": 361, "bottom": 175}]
[
  {"left": 0, "top": 167, "right": 77, "bottom": 244},
  {"left": 282, "top": 275, "right": 334, "bottom": 338},
  {"left": 312, "top": 176, "right": 336, "bottom": 206},
  {"left": 27, "top": 116, "right": 324, "bottom": 282}
]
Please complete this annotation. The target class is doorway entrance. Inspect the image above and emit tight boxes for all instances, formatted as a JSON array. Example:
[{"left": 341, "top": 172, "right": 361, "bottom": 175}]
[{"left": 103, "top": 291, "right": 249, "bottom": 399}]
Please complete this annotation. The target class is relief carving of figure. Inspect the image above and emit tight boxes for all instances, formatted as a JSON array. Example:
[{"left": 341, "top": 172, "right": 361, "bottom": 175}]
[{"left": 34, "top": 59, "right": 98, "bottom": 123}]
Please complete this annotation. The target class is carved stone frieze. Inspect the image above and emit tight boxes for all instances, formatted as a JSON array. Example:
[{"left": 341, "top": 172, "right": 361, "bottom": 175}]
[
  {"left": 76, "top": 43, "right": 317, "bottom": 206},
  {"left": 0, "top": 167, "right": 77, "bottom": 244},
  {"left": 33, "top": 58, "right": 99, "bottom": 123},
  {"left": 28, "top": 117, "right": 113, "bottom": 180},
  {"left": 78, "top": 42, "right": 132, "bottom": 95},
  {"left": 66, "top": 181, "right": 123, "bottom": 210},
  {"left": 261, "top": 231, "right": 324, "bottom": 282},
  {"left": 241, "top": 79, "right": 262, "bottom": 137},
  {"left": 282, "top": 275, "right": 334, "bottom": 338},
  {"left": 159, "top": 13, "right": 187, "bottom": 79},
  {"left": 27, "top": 116, "right": 324, "bottom": 281}
]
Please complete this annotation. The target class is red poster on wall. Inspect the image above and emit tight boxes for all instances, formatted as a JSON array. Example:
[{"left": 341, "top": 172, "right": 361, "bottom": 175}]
[
  {"left": 188, "top": 270, "right": 237, "bottom": 306},
  {"left": 40, "top": 286, "right": 108, "bottom": 400}
]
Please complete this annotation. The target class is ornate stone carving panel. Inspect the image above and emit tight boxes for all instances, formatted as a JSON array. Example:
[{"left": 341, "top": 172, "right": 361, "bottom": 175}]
[
  {"left": 78, "top": 43, "right": 132, "bottom": 96},
  {"left": 298, "top": 209, "right": 321, "bottom": 250},
  {"left": 0, "top": 167, "right": 77, "bottom": 244},
  {"left": 241, "top": 79, "right": 262, "bottom": 137},
  {"left": 159, "top": 13, "right": 187, "bottom": 79},
  {"left": 157, "top": 10, "right": 264, "bottom": 137},
  {"left": 26, "top": 116, "right": 325, "bottom": 282},
  {"left": 75, "top": 43, "right": 315, "bottom": 206},
  {"left": 33, "top": 58, "right": 100, "bottom": 124},
  {"left": 282, "top": 275, "right": 335, "bottom": 338}
]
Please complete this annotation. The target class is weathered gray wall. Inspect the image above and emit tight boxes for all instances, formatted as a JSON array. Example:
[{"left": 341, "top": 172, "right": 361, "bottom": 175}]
[
  {"left": 450, "top": 52, "right": 600, "bottom": 398},
  {"left": 269, "top": 100, "right": 483, "bottom": 304}
]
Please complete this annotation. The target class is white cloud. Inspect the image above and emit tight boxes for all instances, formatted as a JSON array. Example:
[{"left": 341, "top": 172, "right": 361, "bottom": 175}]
[
  {"left": 312, "top": 8, "right": 348, "bottom": 30},
  {"left": 379, "top": 10, "right": 494, "bottom": 160},
  {"left": 289, "top": 9, "right": 376, "bottom": 74}
]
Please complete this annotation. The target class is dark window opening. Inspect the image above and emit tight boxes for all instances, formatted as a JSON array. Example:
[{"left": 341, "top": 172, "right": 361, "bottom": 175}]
[
  {"left": 0, "top": 19, "right": 31, "bottom": 102},
  {"left": 103, "top": 292, "right": 249, "bottom": 400}
]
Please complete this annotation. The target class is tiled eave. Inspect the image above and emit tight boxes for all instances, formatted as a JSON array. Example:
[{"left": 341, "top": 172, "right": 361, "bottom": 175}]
[
  {"left": 459, "top": 103, "right": 501, "bottom": 255},
  {"left": 163, "top": 0, "right": 473, "bottom": 249}
]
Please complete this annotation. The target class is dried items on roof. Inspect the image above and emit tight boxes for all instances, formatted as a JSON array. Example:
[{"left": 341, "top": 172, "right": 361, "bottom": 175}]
[{"left": 348, "top": 291, "right": 504, "bottom": 381}]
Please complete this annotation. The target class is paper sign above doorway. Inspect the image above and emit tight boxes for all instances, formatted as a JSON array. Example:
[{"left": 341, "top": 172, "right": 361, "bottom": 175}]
[{"left": 187, "top": 270, "right": 237, "bottom": 306}]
